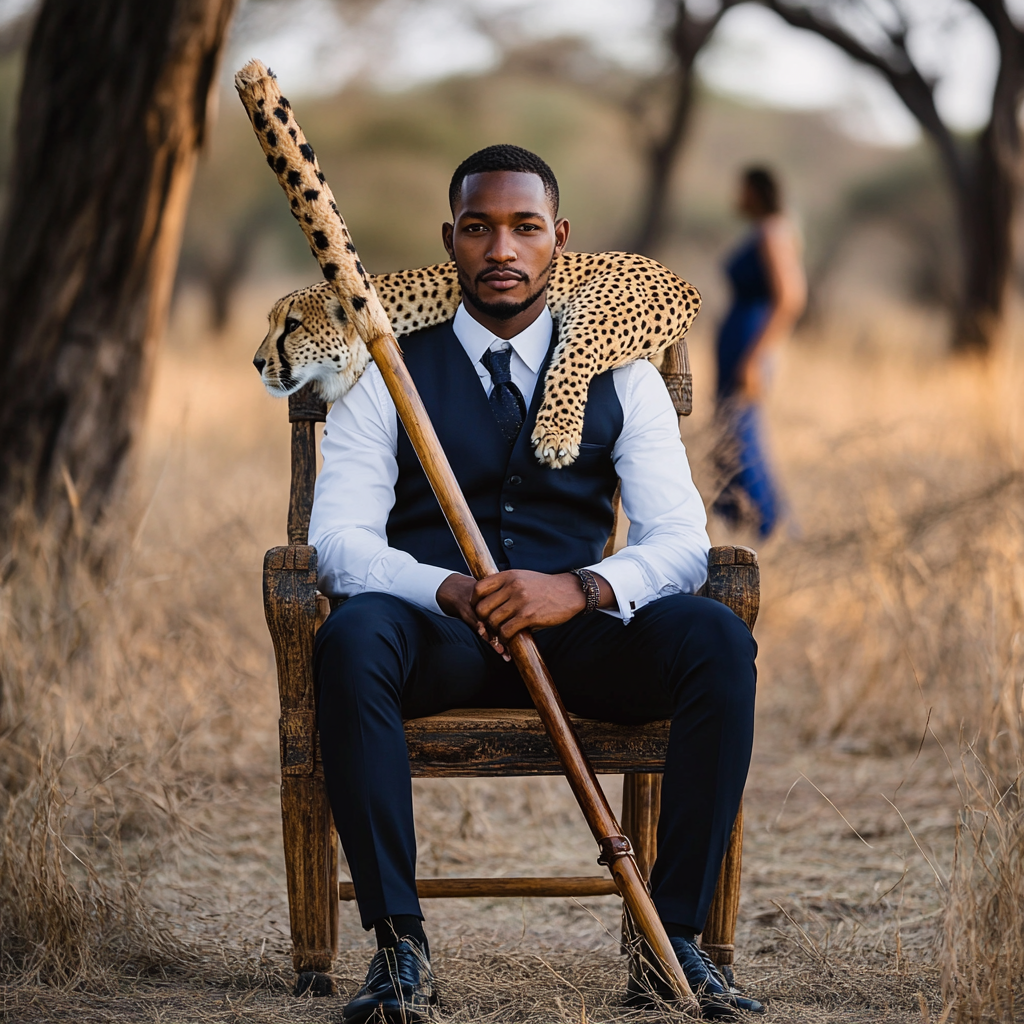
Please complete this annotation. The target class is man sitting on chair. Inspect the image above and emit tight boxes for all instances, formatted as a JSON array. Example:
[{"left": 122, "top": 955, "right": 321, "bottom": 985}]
[{"left": 309, "top": 144, "right": 762, "bottom": 1022}]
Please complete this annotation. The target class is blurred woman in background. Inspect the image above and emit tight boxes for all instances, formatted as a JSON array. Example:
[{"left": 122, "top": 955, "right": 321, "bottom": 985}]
[{"left": 713, "top": 166, "right": 806, "bottom": 538}]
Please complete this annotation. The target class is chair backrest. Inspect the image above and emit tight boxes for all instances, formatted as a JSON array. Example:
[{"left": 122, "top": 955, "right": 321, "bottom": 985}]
[
  {"left": 284, "top": 337, "right": 692, "bottom": 547},
  {"left": 286, "top": 387, "right": 327, "bottom": 546}
]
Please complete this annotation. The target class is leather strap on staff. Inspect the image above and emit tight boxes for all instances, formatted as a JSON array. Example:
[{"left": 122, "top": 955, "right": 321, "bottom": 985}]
[{"left": 597, "top": 834, "right": 634, "bottom": 866}]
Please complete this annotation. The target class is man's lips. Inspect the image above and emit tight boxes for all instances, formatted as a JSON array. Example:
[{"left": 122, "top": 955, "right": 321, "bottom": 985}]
[{"left": 479, "top": 271, "right": 526, "bottom": 292}]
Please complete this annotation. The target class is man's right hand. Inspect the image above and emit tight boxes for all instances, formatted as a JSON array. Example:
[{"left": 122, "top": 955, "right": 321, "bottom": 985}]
[{"left": 436, "top": 573, "right": 511, "bottom": 661}]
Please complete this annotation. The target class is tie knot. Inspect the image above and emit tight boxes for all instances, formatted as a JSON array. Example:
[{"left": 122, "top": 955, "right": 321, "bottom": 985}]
[{"left": 481, "top": 344, "right": 514, "bottom": 385}]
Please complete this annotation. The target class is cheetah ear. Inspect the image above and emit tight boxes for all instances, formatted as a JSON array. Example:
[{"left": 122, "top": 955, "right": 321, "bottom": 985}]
[{"left": 327, "top": 295, "right": 348, "bottom": 327}]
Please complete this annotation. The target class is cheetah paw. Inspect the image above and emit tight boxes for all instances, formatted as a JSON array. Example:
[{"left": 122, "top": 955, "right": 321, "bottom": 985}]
[{"left": 531, "top": 427, "right": 581, "bottom": 469}]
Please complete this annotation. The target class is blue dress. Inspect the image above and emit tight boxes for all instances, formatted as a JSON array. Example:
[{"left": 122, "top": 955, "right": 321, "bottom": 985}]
[{"left": 712, "top": 230, "right": 780, "bottom": 537}]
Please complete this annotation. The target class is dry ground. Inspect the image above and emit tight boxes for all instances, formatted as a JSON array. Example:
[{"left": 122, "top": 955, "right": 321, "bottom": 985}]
[{"left": 2, "top": 283, "right": 1021, "bottom": 1023}]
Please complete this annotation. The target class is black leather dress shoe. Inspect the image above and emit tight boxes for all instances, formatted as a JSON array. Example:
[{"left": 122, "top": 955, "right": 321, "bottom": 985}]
[
  {"left": 342, "top": 938, "right": 436, "bottom": 1023},
  {"left": 626, "top": 936, "right": 765, "bottom": 1020}
]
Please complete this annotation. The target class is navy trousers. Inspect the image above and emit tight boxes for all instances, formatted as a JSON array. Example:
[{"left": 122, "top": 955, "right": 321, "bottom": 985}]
[{"left": 314, "top": 592, "right": 756, "bottom": 935}]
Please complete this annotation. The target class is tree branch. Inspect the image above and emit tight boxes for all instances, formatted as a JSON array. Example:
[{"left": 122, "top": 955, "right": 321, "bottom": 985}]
[
  {"left": 963, "top": 0, "right": 1024, "bottom": 42},
  {"left": 758, "top": 0, "right": 968, "bottom": 193},
  {"left": 966, "top": 0, "right": 1024, "bottom": 175}
]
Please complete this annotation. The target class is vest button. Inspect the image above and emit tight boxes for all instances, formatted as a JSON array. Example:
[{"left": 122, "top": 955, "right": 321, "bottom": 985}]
[
  {"left": 509, "top": 475, "right": 522, "bottom": 485},
  {"left": 504, "top": 503, "right": 514, "bottom": 513},
  {"left": 503, "top": 537, "right": 514, "bottom": 549}
]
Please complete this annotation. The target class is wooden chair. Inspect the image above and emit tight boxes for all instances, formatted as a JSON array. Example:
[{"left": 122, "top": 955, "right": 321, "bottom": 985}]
[{"left": 264, "top": 367, "right": 760, "bottom": 996}]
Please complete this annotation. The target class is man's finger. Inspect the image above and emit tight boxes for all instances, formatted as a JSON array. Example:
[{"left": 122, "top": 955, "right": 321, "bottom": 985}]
[
  {"left": 479, "top": 595, "right": 519, "bottom": 631},
  {"left": 458, "top": 606, "right": 480, "bottom": 630},
  {"left": 474, "top": 587, "right": 514, "bottom": 621},
  {"left": 472, "top": 574, "right": 508, "bottom": 600},
  {"left": 497, "top": 613, "right": 529, "bottom": 642},
  {"left": 475, "top": 619, "right": 506, "bottom": 654}
]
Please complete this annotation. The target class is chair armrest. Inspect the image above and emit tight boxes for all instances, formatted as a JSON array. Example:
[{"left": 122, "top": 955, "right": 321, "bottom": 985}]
[
  {"left": 264, "top": 545, "right": 321, "bottom": 773},
  {"left": 700, "top": 545, "right": 759, "bottom": 632}
]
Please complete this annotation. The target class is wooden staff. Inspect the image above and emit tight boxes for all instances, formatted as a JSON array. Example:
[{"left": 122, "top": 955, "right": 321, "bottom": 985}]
[{"left": 234, "top": 60, "right": 697, "bottom": 1012}]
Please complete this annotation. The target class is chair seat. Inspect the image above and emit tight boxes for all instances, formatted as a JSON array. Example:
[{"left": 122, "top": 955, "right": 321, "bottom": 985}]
[{"left": 403, "top": 708, "right": 670, "bottom": 778}]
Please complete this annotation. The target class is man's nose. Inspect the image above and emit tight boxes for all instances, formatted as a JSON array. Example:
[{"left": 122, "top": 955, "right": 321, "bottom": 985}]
[
  {"left": 486, "top": 228, "right": 517, "bottom": 262},
  {"left": 253, "top": 355, "right": 266, "bottom": 373}
]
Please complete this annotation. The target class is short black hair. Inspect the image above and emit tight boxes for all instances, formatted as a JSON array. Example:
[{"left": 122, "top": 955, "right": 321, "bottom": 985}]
[
  {"left": 743, "top": 166, "right": 781, "bottom": 215},
  {"left": 449, "top": 144, "right": 559, "bottom": 214}
]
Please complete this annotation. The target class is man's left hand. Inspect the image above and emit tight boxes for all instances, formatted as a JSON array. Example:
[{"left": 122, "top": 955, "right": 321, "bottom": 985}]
[{"left": 472, "top": 569, "right": 611, "bottom": 643}]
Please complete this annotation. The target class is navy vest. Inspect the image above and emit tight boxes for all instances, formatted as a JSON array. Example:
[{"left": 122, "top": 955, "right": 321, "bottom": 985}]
[{"left": 386, "top": 320, "right": 623, "bottom": 575}]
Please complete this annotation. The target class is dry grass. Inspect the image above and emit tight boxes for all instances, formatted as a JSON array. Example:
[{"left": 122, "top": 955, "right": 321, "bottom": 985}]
[
  {"left": 0, "top": 284, "right": 1022, "bottom": 1021},
  {"left": 939, "top": 755, "right": 1024, "bottom": 1023},
  {"left": 709, "top": 314, "right": 1024, "bottom": 1023}
]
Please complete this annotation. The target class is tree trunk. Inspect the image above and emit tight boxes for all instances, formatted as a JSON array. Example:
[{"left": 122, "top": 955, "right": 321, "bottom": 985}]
[
  {"left": 628, "top": 2, "right": 734, "bottom": 255},
  {"left": 953, "top": 19, "right": 1024, "bottom": 353},
  {"left": 0, "top": 0, "right": 238, "bottom": 539},
  {"left": 953, "top": 139, "right": 1015, "bottom": 351},
  {"left": 205, "top": 211, "right": 265, "bottom": 333},
  {"left": 630, "top": 65, "right": 698, "bottom": 255}
]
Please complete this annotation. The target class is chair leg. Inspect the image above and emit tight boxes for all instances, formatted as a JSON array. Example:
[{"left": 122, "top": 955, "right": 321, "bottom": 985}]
[
  {"left": 620, "top": 773, "right": 661, "bottom": 949},
  {"left": 280, "top": 775, "right": 338, "bottom": 994},
  {"left": 328, "top": 823, "right": 339, "bottom": 958},
  {"left": 622, "top": 773, "right": 661, "bottom": 878},
  {"left": 701, "top": 802, "right": 744, "bottom": 980},
  {"left": 265, "top": 546, "right": 338, "bottom": 995},
  {"left": 701, "top": 544, "right": 756, "bottom": 980}
]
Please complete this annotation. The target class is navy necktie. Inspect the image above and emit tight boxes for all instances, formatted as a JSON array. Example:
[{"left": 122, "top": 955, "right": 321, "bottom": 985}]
[{"left": 481, "top": 345, "right": 527, "bottom": 446}]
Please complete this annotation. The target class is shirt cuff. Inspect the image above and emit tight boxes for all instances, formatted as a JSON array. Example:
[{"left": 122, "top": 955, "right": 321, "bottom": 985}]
[
  {"left": 389, "top": 561, "right": 460, "bottom": 616},
  {"left": 584, "top": 556, "right": 647, "bottom": 624}
]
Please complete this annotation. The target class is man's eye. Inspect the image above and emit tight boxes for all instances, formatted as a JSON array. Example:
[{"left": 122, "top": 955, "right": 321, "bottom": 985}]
[
  {"left": 517, "top": 223, "right": 540, "bottom": 231},
  {"left": 465, "top": 224, "right": 487, "bottom": 232}
]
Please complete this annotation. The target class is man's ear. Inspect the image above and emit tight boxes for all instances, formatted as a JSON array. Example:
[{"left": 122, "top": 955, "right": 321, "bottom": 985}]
[
  {"left": 554, "top": 217, "right": 570, "bottom": 256},
  {"left": 441, "top": 221, "right": 455, "bottom": 259}
]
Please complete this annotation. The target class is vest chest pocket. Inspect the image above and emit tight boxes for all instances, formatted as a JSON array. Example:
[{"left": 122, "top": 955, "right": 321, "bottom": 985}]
[{"left": 575, "top": 442, "right": 611, "bottom": 459}]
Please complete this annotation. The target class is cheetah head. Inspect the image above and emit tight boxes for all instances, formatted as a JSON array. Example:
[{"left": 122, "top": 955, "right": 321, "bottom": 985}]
[{"left": 252, "top": 282, "right": 370, "bottom": 403}]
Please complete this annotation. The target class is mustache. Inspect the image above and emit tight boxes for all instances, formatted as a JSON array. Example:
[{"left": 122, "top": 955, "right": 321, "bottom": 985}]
[{"left": 455, "top": 257, "right": 553, "bottom": 320}]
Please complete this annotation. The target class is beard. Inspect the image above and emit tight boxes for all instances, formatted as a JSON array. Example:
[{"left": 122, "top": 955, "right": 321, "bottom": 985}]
[{"left": 458, "top": 259, "right": 553, "bottom": 321}]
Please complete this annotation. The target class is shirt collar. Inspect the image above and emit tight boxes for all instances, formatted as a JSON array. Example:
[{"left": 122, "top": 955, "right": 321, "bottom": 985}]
[{"left": 453, "top": 302, "right": 552, "bottom": 375}]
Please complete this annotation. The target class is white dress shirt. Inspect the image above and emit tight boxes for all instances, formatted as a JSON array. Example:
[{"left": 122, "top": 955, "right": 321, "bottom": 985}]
[{"left": 308, "top": 303, "right": 711, "bottom": 623}]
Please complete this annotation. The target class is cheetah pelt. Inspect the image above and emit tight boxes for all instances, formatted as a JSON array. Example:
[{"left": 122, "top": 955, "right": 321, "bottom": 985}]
[{"left": 256, "top": 252, "right": 700, "bottom": 468}]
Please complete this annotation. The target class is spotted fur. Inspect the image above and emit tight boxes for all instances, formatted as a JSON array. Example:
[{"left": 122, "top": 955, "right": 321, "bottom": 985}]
[
  {"left": 256, "top": 252, "right": 700, "bottom": 468},
  {"left": 236, "top": 63, "right": 699, "bottom": 466}
]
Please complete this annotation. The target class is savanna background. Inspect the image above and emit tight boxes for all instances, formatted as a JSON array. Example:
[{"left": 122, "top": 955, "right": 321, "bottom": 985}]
[{"left": 0, "top": 1, "right": 1022, "bottom": 1022}]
